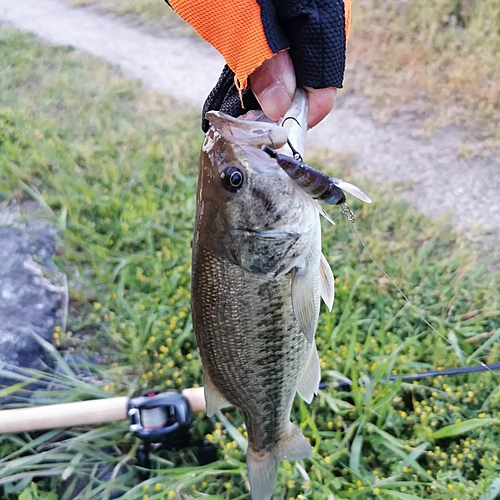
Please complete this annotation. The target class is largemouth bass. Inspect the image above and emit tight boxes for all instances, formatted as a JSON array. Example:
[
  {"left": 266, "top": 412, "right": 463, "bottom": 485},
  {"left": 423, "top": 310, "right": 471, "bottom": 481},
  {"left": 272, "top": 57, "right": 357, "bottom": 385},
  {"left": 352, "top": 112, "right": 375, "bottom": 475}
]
[{"left": 191, "top": 89, "right": 334, "bottom": 500}]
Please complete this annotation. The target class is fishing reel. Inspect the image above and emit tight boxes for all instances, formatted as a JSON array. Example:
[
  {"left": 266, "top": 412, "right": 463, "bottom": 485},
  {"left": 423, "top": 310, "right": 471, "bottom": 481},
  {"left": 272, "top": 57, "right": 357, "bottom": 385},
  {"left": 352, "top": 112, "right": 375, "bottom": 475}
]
[{"left": 127, "top": 390, "right": 217, "bottom": 472}]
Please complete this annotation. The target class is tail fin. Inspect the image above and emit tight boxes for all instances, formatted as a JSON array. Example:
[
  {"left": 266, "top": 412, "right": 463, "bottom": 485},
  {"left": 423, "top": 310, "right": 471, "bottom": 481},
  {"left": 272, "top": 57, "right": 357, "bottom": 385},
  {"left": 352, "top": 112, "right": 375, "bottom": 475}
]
[{"left": 247, "top": 424, "right": 312, "bottom": 500}]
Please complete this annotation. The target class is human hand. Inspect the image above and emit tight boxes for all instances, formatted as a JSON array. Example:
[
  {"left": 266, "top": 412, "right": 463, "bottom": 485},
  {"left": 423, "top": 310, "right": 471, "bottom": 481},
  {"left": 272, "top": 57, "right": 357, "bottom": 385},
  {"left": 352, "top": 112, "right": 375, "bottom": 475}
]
[{"left": 249, "top": 51, "right": 337, "bottom": 129}]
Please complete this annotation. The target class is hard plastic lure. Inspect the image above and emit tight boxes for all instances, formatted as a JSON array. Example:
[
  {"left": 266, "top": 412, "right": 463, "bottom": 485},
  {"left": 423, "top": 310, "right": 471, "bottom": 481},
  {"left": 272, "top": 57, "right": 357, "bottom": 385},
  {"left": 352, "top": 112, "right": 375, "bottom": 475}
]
[{"left": 262, "top": 145, "right": 372, "bottom": 206}]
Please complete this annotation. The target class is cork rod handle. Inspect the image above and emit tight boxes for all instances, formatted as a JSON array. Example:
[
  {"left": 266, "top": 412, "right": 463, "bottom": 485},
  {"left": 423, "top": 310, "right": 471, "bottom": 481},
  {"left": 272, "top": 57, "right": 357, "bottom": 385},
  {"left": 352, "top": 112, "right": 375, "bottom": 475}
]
[{"left": 0, "top": 387, "right": 206, "bottom": 434}]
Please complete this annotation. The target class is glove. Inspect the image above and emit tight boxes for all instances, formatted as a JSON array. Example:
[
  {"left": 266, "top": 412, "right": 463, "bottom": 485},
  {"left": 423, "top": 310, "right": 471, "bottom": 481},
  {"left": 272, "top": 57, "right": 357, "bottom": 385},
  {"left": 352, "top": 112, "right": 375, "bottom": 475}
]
[{"left": 167, "top": 0, "right": 351, "bottom": 131}]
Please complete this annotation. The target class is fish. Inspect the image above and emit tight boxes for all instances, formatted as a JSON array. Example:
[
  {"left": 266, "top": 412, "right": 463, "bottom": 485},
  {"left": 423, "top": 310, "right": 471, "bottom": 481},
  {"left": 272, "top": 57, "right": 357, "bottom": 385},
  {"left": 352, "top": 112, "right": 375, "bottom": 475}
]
[{"left": 191, "top": 88, "right": 335, "bottom": 500}]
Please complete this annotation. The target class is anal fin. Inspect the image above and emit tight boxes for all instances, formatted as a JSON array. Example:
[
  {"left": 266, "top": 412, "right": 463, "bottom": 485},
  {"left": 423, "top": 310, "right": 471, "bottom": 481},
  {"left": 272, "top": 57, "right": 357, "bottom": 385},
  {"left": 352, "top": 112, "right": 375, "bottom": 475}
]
[
  {"left": 276, "top": 424, "right": 312, "bottom": 462},
  {"left": 297, "top": 343, "right": 321, "bottom": 404}
]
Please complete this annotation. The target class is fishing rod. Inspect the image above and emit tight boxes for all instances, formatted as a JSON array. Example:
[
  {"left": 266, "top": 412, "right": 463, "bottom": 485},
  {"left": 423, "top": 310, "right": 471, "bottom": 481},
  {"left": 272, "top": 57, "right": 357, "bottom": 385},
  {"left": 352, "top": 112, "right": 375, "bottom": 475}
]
[
  {"left": 318, "top": 363, "right": 500, "bottom": 389},
  {"left": 0, "top": 388, "right": 216, "bottom": 470},
  {"left": 1, "top": 363, "right": 498, "bottom": 434},
  {"left": 0, "top": 363, "right": 498, "bottom": 474}
]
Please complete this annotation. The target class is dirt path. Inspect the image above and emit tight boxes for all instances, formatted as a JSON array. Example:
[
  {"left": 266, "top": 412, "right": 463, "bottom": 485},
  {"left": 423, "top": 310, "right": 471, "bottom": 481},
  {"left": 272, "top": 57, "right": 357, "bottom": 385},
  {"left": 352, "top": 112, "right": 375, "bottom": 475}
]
[{"left": 2, "top": 0, "right": 499, "bottom": 241}]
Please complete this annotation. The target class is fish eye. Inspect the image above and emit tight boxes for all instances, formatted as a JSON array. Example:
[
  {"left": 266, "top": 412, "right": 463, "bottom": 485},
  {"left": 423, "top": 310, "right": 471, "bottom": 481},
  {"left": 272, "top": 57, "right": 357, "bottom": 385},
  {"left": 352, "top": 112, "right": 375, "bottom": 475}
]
[{"left": 220, "top": 166, "right": 244, "bottom": 193}]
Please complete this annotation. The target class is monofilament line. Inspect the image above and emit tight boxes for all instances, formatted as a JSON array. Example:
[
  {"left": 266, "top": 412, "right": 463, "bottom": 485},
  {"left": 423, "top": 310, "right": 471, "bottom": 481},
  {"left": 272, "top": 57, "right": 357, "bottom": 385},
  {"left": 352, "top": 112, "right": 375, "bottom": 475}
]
[{"left": 351, "top": 221, "right": 497, "bottom": 378}]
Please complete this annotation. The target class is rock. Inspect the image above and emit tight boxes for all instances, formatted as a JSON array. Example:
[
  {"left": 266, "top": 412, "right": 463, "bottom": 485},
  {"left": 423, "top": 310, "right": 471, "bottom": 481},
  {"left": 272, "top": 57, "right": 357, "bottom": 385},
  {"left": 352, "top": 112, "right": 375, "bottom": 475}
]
[{"left": 0, "top": 222, "right": 67, "bottom": 404}]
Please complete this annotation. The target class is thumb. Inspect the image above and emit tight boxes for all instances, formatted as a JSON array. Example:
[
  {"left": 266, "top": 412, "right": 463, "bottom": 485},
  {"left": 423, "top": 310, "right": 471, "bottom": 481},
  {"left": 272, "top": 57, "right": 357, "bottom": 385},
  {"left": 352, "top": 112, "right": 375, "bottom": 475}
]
[{"left": 249, "top": 51, "right": 296, "bottom": 122}]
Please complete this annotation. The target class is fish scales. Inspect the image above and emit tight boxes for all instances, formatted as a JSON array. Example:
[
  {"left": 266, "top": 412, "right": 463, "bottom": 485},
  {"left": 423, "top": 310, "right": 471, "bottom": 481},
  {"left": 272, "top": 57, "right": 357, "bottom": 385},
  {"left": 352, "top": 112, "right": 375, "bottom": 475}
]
[
  {"left": 192, "top": 245, "right": 310, "bottom": 452},
  {"left": 191, "top": 89, "right": 334, "bottom": 499}
]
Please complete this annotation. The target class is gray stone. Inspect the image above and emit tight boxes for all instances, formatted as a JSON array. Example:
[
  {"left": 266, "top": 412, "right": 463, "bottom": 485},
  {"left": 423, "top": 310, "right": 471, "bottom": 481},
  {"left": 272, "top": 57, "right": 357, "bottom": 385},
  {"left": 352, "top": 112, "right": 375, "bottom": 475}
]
[{"left": 0, "top": 221, "right": 67, "bottom": 403}]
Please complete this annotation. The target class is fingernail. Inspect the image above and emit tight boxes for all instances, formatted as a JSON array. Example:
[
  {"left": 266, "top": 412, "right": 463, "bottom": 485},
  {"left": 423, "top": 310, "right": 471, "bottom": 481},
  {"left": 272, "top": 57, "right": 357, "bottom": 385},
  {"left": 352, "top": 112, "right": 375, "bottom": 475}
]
[{"left": 257, "top": 83, "right": 293, "bottom": 122}]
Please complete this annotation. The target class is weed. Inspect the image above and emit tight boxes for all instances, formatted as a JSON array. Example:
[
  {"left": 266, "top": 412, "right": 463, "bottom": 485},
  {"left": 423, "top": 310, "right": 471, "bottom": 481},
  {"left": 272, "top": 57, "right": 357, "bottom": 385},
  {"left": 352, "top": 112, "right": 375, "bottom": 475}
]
[
  {"left": 348, "top": 0, "right": 500, "bottom": 144},
  {"left": 0, "top": 27, "right": 499, "bottom": 499}
]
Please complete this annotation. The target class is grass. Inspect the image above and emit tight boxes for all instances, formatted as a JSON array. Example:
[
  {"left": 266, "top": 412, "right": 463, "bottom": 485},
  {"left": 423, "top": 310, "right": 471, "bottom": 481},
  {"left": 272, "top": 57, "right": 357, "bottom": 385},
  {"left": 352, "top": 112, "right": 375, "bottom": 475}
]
[
  {"left": 65, "top": 0, "right": 500, "bottom": 148},
  {"left": 67, "top": 0, "right": 194, "bottom": 36},
  {"left": 348, "top": 0, "right": 500, "bottom": 146},
  {"left": 1, "top": 26, "right": 500, "bottom": 500}
]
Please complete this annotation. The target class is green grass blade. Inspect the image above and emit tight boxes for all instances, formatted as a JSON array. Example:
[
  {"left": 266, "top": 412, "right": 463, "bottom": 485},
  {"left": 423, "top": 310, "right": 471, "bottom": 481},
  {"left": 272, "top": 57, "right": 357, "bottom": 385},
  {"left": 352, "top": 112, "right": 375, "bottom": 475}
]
[{"left": 432, "top": 418, "right": 498, "bottom": 439}]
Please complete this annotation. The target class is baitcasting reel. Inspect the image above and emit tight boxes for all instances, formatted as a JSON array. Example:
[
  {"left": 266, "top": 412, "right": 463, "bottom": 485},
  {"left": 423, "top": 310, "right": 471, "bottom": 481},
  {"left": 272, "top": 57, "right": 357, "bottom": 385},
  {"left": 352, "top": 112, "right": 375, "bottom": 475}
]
[{"left": 127, "top": 389, "right": 217, "bottom": 472}]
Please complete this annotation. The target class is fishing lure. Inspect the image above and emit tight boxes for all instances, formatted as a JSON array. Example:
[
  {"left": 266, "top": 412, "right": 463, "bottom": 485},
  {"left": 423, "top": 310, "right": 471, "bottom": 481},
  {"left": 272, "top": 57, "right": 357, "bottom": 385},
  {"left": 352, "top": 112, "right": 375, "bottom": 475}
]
[{"left": 262, "top": 145, "right": 372, "bottom": 222}]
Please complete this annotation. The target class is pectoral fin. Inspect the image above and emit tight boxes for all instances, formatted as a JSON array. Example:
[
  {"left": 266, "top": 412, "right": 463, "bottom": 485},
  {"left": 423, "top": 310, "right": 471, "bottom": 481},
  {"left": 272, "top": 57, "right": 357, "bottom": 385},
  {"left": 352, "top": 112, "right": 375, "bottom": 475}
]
[
  {"left": 203, "top": 371, "right": 231, "bottom": 417},
  {"left": 291, "top": 267, "right": 318, "bottom": 343},
  {"left": 319, "top": 253, "right": 335, "bottom": 311},
  {"left": 297, "top": 343, "right": 321, "bottom": 403}
]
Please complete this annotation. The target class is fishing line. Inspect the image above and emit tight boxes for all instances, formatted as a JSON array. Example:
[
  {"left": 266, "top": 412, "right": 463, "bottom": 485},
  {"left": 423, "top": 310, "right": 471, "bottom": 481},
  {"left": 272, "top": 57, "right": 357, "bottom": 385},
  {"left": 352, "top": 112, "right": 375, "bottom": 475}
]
[
  {"left": 319, "top": 362, "right": 500, "bottom": 390},
  {"left": 344, "top": 213, "right": 498, "bottom": 377},
  {"left": 273, "top": 131, "right": 497, "bottom": 380}
]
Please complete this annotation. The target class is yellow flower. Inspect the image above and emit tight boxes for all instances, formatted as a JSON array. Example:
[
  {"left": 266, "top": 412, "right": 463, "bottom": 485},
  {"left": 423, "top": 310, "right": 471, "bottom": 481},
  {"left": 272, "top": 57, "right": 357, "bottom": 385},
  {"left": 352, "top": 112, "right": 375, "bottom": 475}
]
[{"left": 374, "top": 488, "right": 381, "bottom": 495}]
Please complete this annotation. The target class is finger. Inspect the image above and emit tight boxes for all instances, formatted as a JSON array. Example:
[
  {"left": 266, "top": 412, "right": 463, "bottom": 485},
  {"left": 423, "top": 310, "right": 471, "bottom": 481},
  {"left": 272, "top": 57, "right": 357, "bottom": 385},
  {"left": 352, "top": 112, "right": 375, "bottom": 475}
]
[
  {"left": 304, "top": 87, "right": 337, "bottom": 128},
  {"left": 249, "top": 51, "right": 296, "bottom": 122}
]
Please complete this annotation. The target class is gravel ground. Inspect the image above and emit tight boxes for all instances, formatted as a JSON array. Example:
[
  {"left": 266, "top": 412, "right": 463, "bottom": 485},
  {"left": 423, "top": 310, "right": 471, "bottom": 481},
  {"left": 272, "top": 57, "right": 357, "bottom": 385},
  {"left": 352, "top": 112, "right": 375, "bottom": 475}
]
[{"left": 1, "top": 0, "right": 499, "bottom": 241}]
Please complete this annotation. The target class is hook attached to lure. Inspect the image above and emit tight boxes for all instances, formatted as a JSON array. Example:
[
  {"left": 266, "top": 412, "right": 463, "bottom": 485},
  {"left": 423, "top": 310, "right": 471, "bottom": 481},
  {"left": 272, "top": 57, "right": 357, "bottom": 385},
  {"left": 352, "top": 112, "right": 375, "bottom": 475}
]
[{"left": 262, "top": 145, "right": 372, "bottom": 210}]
